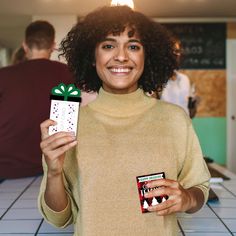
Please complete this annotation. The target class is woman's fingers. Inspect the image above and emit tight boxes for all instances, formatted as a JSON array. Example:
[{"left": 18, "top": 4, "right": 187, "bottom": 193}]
[
  {"left": 148, "top": 196, "right": 177, "bottom": 214},
  {"left": 40, "top": 119, "right": 56, "bottom": 140},
  {"left": 53, "top": 140, "right": 77, "bottom": 157},
  {"left": 143, "top": 178, "right": 191, "bottom": 215},
  {"left": 41, "top": 131, "right": 77, "bottom": 160},
  {"left": 40, "top": 131, "right": 76, "bottom": 150},
  {"left": 40, "top": 131, "right": 77, "bottom": 175},
  {"left": 145, "top": 178, "right": 177, "bottom": 189}
]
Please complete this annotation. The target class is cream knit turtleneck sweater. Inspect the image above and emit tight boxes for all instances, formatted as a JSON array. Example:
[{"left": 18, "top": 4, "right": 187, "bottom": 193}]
[{"left": 38, "top": 88, "right": 210, "bottom": 236}]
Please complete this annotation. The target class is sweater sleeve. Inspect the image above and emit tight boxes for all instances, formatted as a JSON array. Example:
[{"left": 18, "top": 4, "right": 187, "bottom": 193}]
[
  {"left": 38, "top": 149, "right": 79, "bottom": 228},
  {"left": 178, "top": 118, "right": 211, "bottom": 204}
]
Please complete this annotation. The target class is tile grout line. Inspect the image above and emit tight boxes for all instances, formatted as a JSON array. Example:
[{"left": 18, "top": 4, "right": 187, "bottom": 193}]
[
  {"left": 0, "top": 177, "right": 39, "bottom": 220},
  {"left": 207, "top": 202, "right": 234, "bottom": 235},
  {"left": 34, "top": 218, "right": 44, "bottom": 236},
  {"left": 177, "top": 219, "right": 186, "bottom": 236},
  {"left": 220, "top": 183, "right": 236, "bottom": 198}
]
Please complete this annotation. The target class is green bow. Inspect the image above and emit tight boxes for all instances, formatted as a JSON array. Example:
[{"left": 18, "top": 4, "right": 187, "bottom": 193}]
[{"left": 51, "top": 83, "right": 81, "bottom": 101}]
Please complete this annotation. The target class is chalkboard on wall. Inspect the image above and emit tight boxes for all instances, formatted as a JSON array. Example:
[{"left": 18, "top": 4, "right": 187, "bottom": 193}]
[{"left": 163, "top": 23, "right": 226, "bottom": 69}]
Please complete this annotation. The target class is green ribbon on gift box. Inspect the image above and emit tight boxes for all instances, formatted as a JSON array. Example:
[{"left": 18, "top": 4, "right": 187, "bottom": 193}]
[{"left": 51, "top": 83, "right": 81, "bottom": 101}]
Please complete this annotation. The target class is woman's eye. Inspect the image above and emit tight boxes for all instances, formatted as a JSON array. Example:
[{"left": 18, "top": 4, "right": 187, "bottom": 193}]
[
  {"left": 102, "top": 44, "right": 114, "bottom": 49},
  {"left": 129, "top": 45, "right": 141, "bottom": 50}
]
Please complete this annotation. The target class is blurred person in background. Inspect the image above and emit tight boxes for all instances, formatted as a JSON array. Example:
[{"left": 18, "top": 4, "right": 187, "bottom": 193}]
[
  {"left": 0, "top": 20, "right": 74, "bottom": 179},
  {"left": 160, "top": 38, "right": 192, "bottom": 116},
  {"left": 11, "top": 46, "right": 27, "bottom": 65}
]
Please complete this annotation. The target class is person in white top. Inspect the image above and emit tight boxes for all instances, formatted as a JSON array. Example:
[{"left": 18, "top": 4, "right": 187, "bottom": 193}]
[
  {"left": 161, "top": 38, "right": 191, "bottom": 115},
  {"left": 161, "top": 70, "right": 191, "bottom": 115}
]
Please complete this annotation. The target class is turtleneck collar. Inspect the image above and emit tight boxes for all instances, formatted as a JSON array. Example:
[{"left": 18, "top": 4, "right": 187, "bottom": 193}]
[{"left": 88, "top": 88, "right": 157, "bottom": 117}]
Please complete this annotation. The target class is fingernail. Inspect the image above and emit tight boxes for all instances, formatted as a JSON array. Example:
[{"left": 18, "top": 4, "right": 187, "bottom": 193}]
[{"left": 147, "top": 206, "right": 153, "bottom": 211}]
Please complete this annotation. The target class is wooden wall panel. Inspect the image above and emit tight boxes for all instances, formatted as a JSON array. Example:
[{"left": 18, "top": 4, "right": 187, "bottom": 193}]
[
  {"left": 181, "top": 70, "right": 226, "bottom": 117},
  {"left": 227, "top": 23, "right": 236, "bottom": 39}
]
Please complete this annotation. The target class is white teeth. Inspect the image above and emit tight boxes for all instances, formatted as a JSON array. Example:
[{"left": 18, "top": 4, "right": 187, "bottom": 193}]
[{"left": 110, "top": 68, "right": 130, "bottom": 73}]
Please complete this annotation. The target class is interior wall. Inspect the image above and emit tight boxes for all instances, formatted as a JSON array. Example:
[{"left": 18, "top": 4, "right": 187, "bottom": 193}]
[
  {"left": 181, "top": 69, "right": 226, "bottom": 117},
  {"left": 182, "top": 68, "right": 227, "bottom": 165},
  {"left": 192, "top": 118, "right": 226, "bottom": 165},
  {"left": 0, "top": 47, "right": 11, "bottom": 67}
]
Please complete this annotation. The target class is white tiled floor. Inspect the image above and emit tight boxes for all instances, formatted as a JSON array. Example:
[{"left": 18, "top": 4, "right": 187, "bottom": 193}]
[{"left": 0, "top": 163, "right": 236, "bottom": 236}]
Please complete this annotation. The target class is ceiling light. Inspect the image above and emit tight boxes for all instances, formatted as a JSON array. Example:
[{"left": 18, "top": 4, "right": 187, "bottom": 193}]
[{"left": 111, "top": 0, "right": 134, "bottom": 9}]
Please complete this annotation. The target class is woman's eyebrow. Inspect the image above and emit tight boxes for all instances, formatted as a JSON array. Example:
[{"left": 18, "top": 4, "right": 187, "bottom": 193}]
[
  {"left": 101, "top": 38, "right": 141, "bottom": 43},
  {"left": 100, "top": 38, "right": 116, "bottom": 42},
  {"left": 128, "top": 39, "right": 142, "bottom": 43}
]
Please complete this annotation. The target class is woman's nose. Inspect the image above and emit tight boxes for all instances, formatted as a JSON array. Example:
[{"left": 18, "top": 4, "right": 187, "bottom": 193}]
[{"left": 114, "top": 47, "right": 128, "bottom": 62}]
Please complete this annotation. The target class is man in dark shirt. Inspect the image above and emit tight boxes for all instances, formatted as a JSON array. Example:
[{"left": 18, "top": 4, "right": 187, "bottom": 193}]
[{"left": 0, "top": 20, "right": 74, "bottom": 178}]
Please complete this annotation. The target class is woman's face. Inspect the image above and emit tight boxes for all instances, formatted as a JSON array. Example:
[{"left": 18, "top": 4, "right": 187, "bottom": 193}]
[{"left": 95, "top": 27, "right": 145, "bottom": 94}]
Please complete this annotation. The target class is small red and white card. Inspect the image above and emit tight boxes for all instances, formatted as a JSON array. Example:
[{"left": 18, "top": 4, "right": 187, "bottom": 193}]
[{"left": 136, "top": 172, "right": 168, "bottom": 213}]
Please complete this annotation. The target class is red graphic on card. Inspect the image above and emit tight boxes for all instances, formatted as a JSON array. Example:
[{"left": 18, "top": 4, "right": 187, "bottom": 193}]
[{"left": 136, "top": 172, "right": 168, "bottom": 213}]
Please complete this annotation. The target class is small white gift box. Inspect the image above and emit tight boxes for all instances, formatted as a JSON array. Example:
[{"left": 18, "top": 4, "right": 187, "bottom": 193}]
[{"left": 48, "top": 83, "right": 81, "bottom": 135}]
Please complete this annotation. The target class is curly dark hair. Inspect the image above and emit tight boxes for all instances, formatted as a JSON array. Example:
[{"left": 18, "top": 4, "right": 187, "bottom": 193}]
[{"left": 60, "top": 5, "right": 178, "bottom": 93}]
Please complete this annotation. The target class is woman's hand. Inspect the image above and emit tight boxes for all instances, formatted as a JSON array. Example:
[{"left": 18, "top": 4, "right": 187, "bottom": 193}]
[
  {"left": 144, "top": 179, "right": 204, "bottom": 215},
  {"left": 40, "top": 119, "right": 78, "bottom": 177}
]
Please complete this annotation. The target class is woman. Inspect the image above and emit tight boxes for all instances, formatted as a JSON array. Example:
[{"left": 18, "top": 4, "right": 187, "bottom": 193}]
[{"left": 38, "top": 6, "right": 210, "bottom": 236}]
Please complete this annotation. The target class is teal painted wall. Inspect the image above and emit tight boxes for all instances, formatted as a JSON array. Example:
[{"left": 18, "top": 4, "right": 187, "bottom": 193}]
[{"left": 192, "top": 117, "right": 226, "bottom": 165}]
